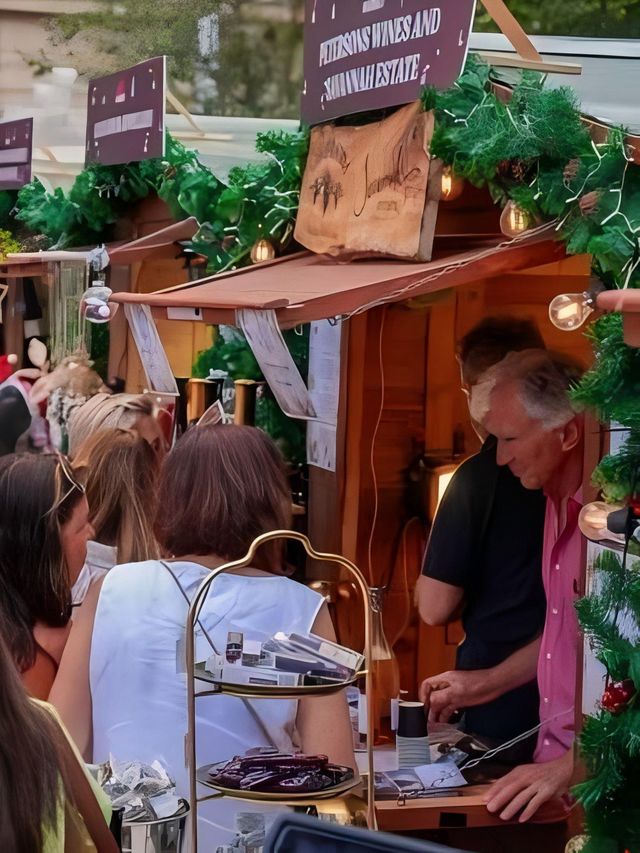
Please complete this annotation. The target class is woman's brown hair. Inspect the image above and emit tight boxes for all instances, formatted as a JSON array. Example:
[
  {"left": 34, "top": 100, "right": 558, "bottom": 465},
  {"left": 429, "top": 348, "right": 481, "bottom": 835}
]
[
  {"left": 0, "top": 454, "right": 81, "bottom": 672},
  {"left": 0, "top": 625, "right": 66, "bottom": 850},
  {"left": 155, "top": 425, "right": 291, "bottom": 566},
  {"left": 73, "top": 428, "right": 160, "bottom": 563}
]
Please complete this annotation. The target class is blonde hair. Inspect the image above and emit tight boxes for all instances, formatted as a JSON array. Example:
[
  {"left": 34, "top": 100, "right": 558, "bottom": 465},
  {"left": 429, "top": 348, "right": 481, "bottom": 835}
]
[
  {"left": 67, "top": 393, "right": 158, "bottom": 455},
  {"left": 73, "top": 428, "right": 160, "bottom": 563}
]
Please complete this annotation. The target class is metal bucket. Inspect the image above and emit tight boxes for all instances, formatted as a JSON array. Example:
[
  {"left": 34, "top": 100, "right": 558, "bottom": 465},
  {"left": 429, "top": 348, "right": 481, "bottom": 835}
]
[{"left": 121, "top": 799, "right": 189, "bottom": 853}]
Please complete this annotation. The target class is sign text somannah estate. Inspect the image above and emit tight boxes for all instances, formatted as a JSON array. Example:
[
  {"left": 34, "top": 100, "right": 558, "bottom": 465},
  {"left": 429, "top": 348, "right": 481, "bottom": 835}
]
[{"left": 302, "top": 0, "right": 476, "bottom": 125}]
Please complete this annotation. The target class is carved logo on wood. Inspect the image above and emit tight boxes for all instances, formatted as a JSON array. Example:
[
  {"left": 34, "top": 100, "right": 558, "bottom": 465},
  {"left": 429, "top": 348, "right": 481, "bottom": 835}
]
[{"left": 295, "top": 101, "right": 435, "bottom": 260}]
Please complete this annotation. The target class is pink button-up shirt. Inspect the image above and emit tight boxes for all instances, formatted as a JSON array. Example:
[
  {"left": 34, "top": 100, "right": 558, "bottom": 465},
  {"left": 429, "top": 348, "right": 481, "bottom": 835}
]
[{"left": 534, "top": 490, "right": 583, "bottom": 763}]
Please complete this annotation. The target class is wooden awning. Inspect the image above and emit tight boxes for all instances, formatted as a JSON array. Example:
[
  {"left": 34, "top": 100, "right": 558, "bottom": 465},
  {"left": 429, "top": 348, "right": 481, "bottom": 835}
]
[
  {"left": 111, "top": 229, "right": 572, "bottom": 328},
  {"left": 0, "top": 250, "right": 93, "bottom": 279},
  {"left": 0, "top": 218, "right": 199, "bottom": 279},
  {"left": 108, "top": 217, "right": 199, "bottom": 266}
]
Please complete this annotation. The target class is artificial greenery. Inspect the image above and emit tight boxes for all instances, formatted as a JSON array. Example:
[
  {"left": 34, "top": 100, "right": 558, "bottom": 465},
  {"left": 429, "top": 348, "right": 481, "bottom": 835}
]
[
  {"left": 192, "top": 324, "right": 309, "bottom": 463},
  {"left": 0, "top": 128, "right": 308, "bottom": 273},
  {"left": 575, "top": 549, "right": 640, "bottom": 853},
  {"left": 0, "top": 229, "right": 21, "bottom": 259},
  {"left": 431, "top": 56, "right": 640, "bottom": 290}
]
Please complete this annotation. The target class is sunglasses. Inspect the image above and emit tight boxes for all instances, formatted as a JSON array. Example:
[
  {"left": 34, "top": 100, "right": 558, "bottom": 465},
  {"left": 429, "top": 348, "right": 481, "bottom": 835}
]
[{"left": 51, "top": 452, "right": 86, "bottom": 513}]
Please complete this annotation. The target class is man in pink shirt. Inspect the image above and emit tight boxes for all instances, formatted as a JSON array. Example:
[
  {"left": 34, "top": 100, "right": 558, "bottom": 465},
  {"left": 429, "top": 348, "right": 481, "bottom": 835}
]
[{"left": 477, "top": 349, "right": 585, "bottom": 821}]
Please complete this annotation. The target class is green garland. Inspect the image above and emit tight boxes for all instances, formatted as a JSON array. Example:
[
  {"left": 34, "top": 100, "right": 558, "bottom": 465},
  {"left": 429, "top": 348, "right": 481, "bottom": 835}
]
[
  {"left": 430, "top": 57, "right": 640, "bottom": 852},
  {"left": 575, "top": 549, "right": 640, "bottom": 853},
  {"left": 0, "top": 129, "right": 308, "bottom": 272}
]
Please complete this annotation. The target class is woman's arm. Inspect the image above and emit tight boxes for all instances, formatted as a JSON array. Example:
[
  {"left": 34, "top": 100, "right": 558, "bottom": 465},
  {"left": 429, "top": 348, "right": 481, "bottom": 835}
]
[
  {"left": 49, "top": 576, "right": 105, "bottom": 760},
  {"left": 295, "top": 603, "right": 356, "bottom": 771}
]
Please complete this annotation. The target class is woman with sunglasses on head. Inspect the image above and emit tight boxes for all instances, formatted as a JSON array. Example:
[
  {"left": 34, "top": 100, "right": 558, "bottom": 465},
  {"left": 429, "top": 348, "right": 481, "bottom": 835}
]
[
  {"left": 70, "top": 425, "right": 354, "bottom": 848},
  {"left": 0, "top": 453, "right": 93, "bottom": 699},
  {"left": 67, "top": 392, "right": 169, "bottom": 460}
]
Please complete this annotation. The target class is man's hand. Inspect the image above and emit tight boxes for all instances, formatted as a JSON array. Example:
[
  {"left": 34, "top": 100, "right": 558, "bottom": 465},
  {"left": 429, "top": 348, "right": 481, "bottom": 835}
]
[
  {"left": 419, "top": 669, "right": 490, "bottom": 722},
  {"left": 483, "top": 750, "right": 573, "bottom": 822}
]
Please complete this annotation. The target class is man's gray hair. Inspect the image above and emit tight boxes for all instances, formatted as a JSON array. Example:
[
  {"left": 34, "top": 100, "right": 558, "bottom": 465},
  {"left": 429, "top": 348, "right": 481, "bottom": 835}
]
[{"left": 471, "top": 349, "right": 584, "bottom": 430}]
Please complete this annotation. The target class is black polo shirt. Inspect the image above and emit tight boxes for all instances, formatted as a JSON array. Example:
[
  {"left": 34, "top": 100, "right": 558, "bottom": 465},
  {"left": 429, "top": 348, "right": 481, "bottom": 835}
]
[{"left": 422, "top": 436, "right": 546, "bottom": 743}]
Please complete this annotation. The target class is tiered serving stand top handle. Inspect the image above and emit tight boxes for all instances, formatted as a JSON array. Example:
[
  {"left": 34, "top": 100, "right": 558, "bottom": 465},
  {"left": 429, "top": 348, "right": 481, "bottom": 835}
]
[{"left": 185, "top": 529, "right": 377, "bottom": 850}]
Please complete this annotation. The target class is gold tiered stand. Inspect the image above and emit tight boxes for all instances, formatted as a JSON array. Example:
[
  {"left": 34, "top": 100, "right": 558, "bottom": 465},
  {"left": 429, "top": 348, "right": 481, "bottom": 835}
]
[{"left": 185, "top": 530, "right": 377, "bottom": 849}]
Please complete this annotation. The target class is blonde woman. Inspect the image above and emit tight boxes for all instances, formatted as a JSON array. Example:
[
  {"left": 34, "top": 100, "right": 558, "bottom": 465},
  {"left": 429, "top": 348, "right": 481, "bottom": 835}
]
[
  {"left": 67, "top": 392, "right": 168, "bottom": 459},
  {"left": 70, "top": 428, "right": 161, "bottom": 605}
]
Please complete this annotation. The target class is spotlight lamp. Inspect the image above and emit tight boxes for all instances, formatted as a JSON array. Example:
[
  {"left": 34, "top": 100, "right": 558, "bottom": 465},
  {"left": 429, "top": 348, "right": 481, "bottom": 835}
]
[{"left": 548, "top": 278, "right": 607, "bottom": 331}]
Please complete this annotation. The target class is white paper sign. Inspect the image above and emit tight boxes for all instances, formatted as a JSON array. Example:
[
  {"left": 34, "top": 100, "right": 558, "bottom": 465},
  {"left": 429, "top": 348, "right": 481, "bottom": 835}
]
[
  {"left": 0, "top": 283, "right": 7, "bottom": 324},
  {"left": 414, "top": 761, "right": 467, "bottom": 790},
  {"left": 124, "top": 303, "right": 178, "bottom": 395},
  {"left": 236, "top": 308, "right": 316, "bottom": 420},
  {"left": 306, "top": 319, "right": 342, "bottom": 471}
]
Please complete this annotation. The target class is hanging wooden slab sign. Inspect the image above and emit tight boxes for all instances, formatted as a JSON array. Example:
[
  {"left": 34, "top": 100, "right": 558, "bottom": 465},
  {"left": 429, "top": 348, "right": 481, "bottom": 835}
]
[
  {"left": 301, "top": 0, "right": 476, "bottom": 126},
  {"left": 295, "top": 101, "right": 438, "bottom": 260},
  {"left": 0, "top": 118, "right": 33, "bottom": 190},
  {"left": 85, "top": 56, "right": 166, "bottom": 167}
]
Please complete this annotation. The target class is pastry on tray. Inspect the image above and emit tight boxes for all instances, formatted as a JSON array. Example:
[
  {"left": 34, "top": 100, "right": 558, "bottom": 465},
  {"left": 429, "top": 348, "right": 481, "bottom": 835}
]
[{"left": 207, "top": 749, "right": 354, "bottom": 794}]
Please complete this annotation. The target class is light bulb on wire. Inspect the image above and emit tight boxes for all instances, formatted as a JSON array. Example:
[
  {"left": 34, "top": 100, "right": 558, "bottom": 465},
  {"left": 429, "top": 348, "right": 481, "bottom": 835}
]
[
  {"left": 578, "top": 501, "right": 627, "bottom": 546},
  {"left": 440, "top": 166, "right": 464, "bottom": 202},
  {"left": 548, "top": 278, "right": 606, "bottom": 332},
  {"left": 250, "top": 237, "right": 277, "bottom": 264},
  {"left": 499, "top": 200, "right": 532, "bottom": 238}
]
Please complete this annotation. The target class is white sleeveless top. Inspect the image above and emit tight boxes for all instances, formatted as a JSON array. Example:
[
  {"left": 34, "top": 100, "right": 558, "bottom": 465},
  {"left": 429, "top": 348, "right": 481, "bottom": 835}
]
[{"left": 90, "top": 560, "right": 323, "bottom": 847}]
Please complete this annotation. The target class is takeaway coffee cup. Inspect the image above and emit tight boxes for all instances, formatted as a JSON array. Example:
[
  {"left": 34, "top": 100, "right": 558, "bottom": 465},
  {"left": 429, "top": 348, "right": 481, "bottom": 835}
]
[{"left": 396, "top": 701, "right": 430, "bottom": 768}]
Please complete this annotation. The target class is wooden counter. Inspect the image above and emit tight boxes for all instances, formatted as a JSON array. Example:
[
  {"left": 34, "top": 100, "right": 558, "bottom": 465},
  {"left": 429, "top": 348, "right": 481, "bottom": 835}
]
[{"left": 375, "top": 784, "right": 569, "bottom": 832}]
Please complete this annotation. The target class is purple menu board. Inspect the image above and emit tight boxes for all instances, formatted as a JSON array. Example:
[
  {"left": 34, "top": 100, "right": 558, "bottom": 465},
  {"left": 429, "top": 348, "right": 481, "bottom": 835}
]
[
  {"left": 0, "top": 118, "right": 33, "bottom": 190},
  {"left": 302, "top": 0, "right": 477, "bottom": 125},
  {"left": 85, "top": 56, "right": 166, "bottom": 166}
]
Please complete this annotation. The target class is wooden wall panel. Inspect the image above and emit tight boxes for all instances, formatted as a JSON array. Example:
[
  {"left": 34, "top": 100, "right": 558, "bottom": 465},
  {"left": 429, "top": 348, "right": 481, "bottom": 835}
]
[{"left": 335, "top": 253, "right": 595, "bottom": 699}]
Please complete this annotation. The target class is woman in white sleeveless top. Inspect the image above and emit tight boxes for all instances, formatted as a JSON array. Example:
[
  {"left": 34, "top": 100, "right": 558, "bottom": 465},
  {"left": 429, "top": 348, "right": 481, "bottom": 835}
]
[{"left": 89, "top": 425, "right": 354, "bottom": 849}]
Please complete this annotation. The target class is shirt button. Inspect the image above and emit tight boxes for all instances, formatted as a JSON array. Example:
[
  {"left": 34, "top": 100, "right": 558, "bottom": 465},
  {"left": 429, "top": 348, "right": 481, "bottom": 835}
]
[
  {"left": 546, "top": 653, "right": 552, "bottom": 660},
  {"left": 555, "top": 563, "right": 560, "bottom": 571},
  {"left": 552, "top": 608, "right": 559, "bottom": 615},
  {"left": 543, "top": 738, "right": 551, "bottom": 747},
  {"left": 544, "top": 697, "right": 549, "bottom": 703}
]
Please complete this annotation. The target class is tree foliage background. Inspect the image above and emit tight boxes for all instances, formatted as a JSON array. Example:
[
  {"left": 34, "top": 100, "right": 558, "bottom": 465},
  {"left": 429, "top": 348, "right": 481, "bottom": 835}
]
[{"left": 41, "top": 0, "right": 640, "bottom": 120}]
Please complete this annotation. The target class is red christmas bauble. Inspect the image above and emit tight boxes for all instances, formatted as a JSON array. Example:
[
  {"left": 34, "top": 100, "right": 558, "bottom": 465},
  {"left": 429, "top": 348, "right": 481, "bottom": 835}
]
[{"left": 601, "top": 679, "right": 636, "bottom": 714}]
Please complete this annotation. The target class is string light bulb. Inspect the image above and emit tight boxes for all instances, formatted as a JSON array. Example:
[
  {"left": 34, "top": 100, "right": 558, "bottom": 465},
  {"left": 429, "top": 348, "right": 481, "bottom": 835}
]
[
  {"left": 80, "top": 281, "right": 119, "bottom": 324},
  {"left": 499, "top": 200, "right": 532, "bottom": 237},
  {"left": 549, "top": 278, "right": 606, "bottom": 332},
  {"left": 250, "top": 238, "right": 276, "bottom": 264},
  {"left": 440, "top": 166, "right": 464, "bottom": 202},
  {"left": 578, "top": 501, "right": 626, "bottom": 546}
]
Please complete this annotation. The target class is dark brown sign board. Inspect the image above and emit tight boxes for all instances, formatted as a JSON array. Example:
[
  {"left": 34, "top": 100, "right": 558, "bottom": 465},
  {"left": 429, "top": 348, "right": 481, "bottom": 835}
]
[
  {"left": 301, "top": 0, "right": 477, "bottom": 125},
  {"left": 85, "top": 56, "right": 166, "bottom": 167},
  {"left": 0, "top": 118, "right": 33, "bottom": 190}
]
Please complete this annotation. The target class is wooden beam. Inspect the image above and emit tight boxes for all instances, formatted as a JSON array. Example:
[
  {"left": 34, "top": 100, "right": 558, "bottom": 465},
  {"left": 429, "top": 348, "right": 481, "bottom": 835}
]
[{"left": 476, "top": 51, "right": 582, "bottom": 75}]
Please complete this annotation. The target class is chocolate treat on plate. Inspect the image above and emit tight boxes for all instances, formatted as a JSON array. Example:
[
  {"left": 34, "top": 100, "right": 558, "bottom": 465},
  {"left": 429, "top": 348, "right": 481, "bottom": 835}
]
[{"left": 208, "top": 751, "right": 354, "bottom": 794}]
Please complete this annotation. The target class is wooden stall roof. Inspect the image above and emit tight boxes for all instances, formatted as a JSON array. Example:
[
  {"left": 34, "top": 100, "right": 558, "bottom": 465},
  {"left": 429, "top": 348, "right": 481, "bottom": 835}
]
[
  {"left": 110, "top": 228, "right": 572, "bottom": 328},
  {"left": 0, "top": 218, "right": 199, "bottom": 279},
  {"left": 108, "top": 217, "right": 199, "bottom": 266},
  {"left": 0, "top": 249, "right": 94, "bottom": 279}
]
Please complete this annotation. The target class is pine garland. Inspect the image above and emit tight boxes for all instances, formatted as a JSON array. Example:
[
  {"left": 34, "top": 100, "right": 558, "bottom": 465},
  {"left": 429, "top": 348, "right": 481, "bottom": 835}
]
[
  {"left": 0, "top": 129, "right": 308, "bottom": 272},
  {"left": 575, "top": 549, "right": 640, "bottom": 852}
]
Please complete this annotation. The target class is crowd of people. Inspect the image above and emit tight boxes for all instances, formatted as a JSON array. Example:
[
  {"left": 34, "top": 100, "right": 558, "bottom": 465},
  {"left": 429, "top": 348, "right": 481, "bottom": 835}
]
[{"left": 0, "top": 313, "right": 588, "bottom": 849}]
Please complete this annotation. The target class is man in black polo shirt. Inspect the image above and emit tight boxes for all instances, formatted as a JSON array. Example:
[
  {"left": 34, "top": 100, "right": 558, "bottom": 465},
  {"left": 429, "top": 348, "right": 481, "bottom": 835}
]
[{"left": 416, "top": 317, "right": 546, "bottom": 756}]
